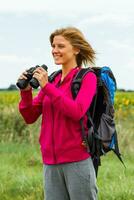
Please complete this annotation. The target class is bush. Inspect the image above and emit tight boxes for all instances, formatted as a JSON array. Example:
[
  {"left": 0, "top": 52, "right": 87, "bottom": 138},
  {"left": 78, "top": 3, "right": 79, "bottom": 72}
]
[{"left": 0, "top": 105, "right": 41, "bottom": 144}]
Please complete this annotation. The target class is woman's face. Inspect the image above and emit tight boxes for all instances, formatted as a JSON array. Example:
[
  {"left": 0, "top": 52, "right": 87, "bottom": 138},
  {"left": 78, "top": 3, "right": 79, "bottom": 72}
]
[{"left": 51, "top": 35, "right": 78, "bottom": 67}]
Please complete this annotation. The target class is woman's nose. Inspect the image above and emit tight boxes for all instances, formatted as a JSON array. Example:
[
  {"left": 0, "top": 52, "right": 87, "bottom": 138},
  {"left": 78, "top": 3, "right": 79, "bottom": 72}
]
[{"left": 52, "top": 45, "right": 60, "bottom": 53}]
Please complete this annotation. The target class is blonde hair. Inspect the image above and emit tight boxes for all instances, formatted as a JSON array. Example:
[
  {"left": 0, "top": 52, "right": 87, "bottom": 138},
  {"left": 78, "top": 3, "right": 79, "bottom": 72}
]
[{"left": 50, "top": 27, "right": 96, "bottom": 66}]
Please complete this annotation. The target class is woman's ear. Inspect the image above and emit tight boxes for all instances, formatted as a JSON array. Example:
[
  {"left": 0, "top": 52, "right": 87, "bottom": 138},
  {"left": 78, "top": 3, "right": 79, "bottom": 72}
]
[{"left": 74, "top": 47, "right": 80, "bottom": 55}]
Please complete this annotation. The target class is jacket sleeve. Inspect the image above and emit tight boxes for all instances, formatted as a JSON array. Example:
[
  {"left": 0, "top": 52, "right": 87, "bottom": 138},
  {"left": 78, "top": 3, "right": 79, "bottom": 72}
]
[
  {"left": 19, "top": 88, "right": 45, "bottom": 124},
  {"left": 42, "top": 72, "right": 97, "bottom": 121}
]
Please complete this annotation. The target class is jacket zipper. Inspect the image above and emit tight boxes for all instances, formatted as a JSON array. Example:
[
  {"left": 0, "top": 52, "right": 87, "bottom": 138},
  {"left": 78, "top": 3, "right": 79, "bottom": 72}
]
[
  {"left": 51, "top": 104, "right": 57, "bottom": 163},
  {"left": 51, "top": 79, "right": 62, "bottom": 163}
]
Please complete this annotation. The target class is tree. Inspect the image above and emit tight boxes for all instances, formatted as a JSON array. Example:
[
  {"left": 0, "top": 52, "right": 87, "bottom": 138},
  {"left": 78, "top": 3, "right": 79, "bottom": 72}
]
[{"left": 8, "top": 84, "right": 17, "bottom": 90}]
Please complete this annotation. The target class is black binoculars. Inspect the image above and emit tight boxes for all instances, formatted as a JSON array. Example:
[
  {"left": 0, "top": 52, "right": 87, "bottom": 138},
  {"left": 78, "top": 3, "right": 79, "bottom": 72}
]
[{"left": 16, "top": 64, "right": 48, "bottom": 89}]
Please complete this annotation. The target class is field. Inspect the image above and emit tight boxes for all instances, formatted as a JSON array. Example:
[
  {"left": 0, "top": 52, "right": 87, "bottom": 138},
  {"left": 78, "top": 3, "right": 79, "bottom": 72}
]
[{"left": 0, "top": 90, "right": 134, "bottom": 200}]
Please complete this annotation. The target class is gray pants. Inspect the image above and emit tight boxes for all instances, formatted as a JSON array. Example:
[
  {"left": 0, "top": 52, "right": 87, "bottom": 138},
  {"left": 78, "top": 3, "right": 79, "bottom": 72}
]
[{"left": 44, "top": 158, "right": 98, "bottom": 200}]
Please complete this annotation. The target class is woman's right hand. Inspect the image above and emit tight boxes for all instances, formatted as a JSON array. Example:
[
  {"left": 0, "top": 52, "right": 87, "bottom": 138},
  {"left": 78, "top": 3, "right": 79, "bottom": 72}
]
[{"left": 17, "top": 71, "right": 32, "bottom": 91}]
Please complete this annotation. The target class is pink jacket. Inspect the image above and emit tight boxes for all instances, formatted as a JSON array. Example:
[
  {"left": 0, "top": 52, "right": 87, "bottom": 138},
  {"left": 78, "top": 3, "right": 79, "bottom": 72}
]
[{"left": 19, "top": 67, "right": 97, "bottom": 164}]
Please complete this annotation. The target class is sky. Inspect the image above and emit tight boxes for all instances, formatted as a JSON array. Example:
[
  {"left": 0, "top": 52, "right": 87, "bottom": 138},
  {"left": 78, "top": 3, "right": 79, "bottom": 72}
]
[{"left": 0, "top": 0, "right": 134, "bottom": 90}]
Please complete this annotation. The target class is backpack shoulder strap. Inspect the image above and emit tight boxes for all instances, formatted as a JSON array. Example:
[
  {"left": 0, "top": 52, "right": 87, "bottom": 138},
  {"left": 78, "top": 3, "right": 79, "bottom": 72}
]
[
  {"left": 73, "top": 67, "right": 94, "bottom": 82},
  {"left": 48, "top": 69, "right": 62, "bottom": 83},
  {"left": 71, "top": 67, "right": 96, "bottom": 153},
  {"left": 71, "top": 67, "right": 94, "bottom": 99}
]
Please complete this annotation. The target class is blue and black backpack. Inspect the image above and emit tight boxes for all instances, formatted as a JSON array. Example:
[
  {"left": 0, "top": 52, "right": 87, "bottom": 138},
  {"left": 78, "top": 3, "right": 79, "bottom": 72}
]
[{"left": 49, "top": 66, "right": 125, "bottom": 176}]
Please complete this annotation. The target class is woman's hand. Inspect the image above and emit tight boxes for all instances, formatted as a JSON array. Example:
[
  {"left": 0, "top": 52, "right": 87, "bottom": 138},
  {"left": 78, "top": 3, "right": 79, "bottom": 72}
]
[
  {"left": 17, "top": 71, "right": 32, "bottom": 91},
  {"left": 33, "top": 67, "right": 48, "bottom": 88}
]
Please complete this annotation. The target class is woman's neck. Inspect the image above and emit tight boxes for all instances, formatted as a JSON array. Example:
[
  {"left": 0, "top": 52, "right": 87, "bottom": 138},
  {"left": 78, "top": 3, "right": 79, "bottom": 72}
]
[{"left": 61, "top": 61, "right": 77, "bottom": 81}]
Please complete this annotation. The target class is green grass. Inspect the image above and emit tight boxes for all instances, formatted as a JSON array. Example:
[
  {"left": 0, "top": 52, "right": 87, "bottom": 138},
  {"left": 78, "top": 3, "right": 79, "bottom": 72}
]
[
  {"left": 0, "top": 143, "right": 44, "bottom": 200},
  {"left": 0, "top": 143, "right": 134, "bottom": 200},
  {"left": 0, "top": 91, "right": 133, "bottom": 199},
  {"left": 98, "top": 152, "right": 134, "bottom": 200}
]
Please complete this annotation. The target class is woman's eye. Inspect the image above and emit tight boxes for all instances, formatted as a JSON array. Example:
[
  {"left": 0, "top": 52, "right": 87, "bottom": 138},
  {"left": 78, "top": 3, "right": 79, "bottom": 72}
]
[
  {"left": 52, "top": 44, "right": 65, "bottom": 49},
  {"left": 58, "top": 45, "right": 64, "bottom": 48}
]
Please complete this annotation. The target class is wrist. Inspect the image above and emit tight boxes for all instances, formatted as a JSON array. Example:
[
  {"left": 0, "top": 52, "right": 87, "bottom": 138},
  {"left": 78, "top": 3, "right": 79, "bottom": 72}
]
[{"left": 20, "top": 85, "right": 32, "bottom": 91}]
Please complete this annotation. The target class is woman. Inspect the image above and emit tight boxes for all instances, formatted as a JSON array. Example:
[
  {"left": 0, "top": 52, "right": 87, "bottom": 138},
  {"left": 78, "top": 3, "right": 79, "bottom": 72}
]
[{"left": 18, "top": 27, "right": 98, "bottom": 200}]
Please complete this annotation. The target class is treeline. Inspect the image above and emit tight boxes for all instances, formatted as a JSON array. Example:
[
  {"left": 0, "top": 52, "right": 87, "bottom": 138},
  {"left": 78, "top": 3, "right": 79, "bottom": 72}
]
[
  {"left": 0, "top": 89, "right": 133, "bottom": 93},
  {"left": 0, "top": 84, "right": 18, "bottom": 91},
  {"left": 0, "top": 84, "right": 134, "bottom": 92}
]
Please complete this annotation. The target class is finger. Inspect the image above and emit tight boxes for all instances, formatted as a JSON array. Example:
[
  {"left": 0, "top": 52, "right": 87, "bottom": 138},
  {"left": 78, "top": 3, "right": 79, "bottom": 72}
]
[
  {"left": 38, "top": 66, "right": 47, "bottom": 71},
  {"left": 33, "top": 71, "right": 47, "bottom": 79},
  {"left": 34, "top": 67, "right": 47, "bottom": 73},
  {"left": 19, "top": 75, "right": 26, "bottom": 80},
  {"left": 18, "top": 71, "right": 28, "bottom": 80},
  {"left": 40, "top": 66, "right": 47, "bottom": 72},
  {"left": 32, "top": 72, "right": 41, "bottom": 80}
]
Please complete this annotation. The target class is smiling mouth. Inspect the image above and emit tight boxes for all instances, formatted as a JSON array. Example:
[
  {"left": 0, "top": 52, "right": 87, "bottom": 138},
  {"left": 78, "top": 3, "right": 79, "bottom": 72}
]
[{"left": 53, "top": 54, "right": 62, "bottom": 58}]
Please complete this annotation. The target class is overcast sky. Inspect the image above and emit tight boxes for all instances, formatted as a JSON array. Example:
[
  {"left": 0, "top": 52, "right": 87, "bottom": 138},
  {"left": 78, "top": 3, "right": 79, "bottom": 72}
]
[{"left": 0, "top": 0, "right": 134, "bottom": 90}]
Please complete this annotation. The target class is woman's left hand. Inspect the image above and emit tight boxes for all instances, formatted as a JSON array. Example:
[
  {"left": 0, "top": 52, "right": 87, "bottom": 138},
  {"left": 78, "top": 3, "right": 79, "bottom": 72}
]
[{"left": 33, "top": 67, "right": 48, "bottom": 88}]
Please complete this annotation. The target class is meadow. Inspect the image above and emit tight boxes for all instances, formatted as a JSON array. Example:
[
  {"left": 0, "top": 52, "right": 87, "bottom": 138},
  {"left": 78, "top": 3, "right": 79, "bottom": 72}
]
[{"left": 0, "top": 90, "right": 134, "bottom": 200}]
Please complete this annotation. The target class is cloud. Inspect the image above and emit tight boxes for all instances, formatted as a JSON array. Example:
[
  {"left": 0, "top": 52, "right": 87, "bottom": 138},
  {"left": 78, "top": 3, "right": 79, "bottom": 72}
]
[
  {"left": 106, "top": 40, "right": 134, "bottom": 52},
  {"left": 0, "top": 0, "right": 134, "bottom": 14},
  {"left": 77, "top": 13, "right": 134, "bottom": 28},
  {"left": 0, "top": 0, "right": 134, "bottom": 90},
  {"left": 124, "top": 59, "right": 134, "bottom": 71},
  {"left": 0, "top": 36, "right": 4, "bottom": 41},
  {"left": 0, "top": 54, "right": 34, "bottom": 63}
]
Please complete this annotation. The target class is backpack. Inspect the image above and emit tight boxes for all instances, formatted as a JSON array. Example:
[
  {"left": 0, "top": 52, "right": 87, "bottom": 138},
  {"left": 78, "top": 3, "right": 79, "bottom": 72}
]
[{"left": 49, "top": 66, "right": 125, "bottom": 176}]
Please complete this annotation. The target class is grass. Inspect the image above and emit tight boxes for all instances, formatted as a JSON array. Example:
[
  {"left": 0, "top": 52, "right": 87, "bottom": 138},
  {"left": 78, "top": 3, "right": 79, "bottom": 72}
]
[
  {"left": 0, "top": 142, "right": 134, "bottom": 200},
  {"left": 0, "top": 90, "right": 133, "bottom": 199},
  {"left": 0, "top": 143, "right": 44, "bottom": 200},
  {"left": 98, "top": 152, "right": 134, "bottom": 200}
]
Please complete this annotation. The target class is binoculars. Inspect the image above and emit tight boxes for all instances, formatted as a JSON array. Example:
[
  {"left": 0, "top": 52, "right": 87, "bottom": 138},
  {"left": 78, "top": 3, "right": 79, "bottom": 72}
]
[{"left": 16, "top": 64, "right": 48, "bottom": 89}]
